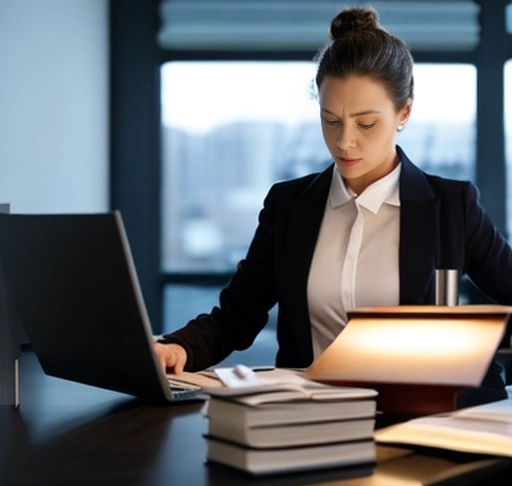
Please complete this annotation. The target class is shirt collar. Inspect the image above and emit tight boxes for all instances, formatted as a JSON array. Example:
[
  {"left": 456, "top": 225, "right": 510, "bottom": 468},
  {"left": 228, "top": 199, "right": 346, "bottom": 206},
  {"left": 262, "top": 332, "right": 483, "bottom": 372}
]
[
  {"left": 328, "top": 162, "right": 402, "bottom": 214},
  {"left": 328, "top": 166, "right": 353, "bottom": 208}
]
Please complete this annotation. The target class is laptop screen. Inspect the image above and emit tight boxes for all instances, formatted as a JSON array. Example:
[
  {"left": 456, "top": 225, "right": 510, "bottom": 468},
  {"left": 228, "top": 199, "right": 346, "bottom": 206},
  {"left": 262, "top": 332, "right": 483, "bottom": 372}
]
[
  {"left": 305, "top": 305, "right": 512, "bottom": 387},
  {"left": 0, "top": 212, "right": 174, "bottom": 403}
]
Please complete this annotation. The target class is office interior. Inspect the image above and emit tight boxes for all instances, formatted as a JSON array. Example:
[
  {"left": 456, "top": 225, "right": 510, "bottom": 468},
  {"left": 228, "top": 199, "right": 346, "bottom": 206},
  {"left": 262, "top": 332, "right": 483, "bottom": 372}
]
[
  {"left": 1, "top": 0, "right": 512, "bottom": 361},
  {"left": 3, "top": 2, "right": 512, "bottom": 485}
]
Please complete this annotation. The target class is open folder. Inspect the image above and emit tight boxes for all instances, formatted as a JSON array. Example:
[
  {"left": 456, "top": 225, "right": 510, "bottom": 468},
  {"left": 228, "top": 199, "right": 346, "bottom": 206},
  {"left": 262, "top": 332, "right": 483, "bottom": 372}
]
[{"left": 304, "top": 305, "right": 512, "bottom": 415}]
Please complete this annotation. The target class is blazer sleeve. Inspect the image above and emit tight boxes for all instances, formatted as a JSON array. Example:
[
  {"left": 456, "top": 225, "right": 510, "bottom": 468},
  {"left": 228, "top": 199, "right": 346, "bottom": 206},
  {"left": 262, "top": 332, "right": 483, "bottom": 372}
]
[
  {"left": 158, "top": 185, "right": 280, "bottom": 371},
  {"left": 462, "top": 182, "right": 512, "bottom": 304}
]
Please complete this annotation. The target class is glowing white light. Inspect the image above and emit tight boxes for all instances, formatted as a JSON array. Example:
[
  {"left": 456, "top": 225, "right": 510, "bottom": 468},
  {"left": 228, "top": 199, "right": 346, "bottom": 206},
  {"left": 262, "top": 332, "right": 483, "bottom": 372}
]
[
  {"left": 161, "top": 61, "right": 319, "bottom": 133},
  {"left": 161, "top": 62, "right": 477, "bottom": 134}
]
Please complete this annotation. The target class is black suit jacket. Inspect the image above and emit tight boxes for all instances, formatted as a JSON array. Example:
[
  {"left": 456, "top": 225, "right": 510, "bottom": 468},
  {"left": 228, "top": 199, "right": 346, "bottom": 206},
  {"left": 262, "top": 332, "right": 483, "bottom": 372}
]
[{"left": 163, "top": 146, "right": 512, "bottom": 374}]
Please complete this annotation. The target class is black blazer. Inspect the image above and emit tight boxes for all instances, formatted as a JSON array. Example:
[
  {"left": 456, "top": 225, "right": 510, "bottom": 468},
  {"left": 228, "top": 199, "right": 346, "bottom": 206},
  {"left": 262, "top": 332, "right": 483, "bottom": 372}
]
[{"left": 164, "top": 146, "right": 512, "bottom": 373}]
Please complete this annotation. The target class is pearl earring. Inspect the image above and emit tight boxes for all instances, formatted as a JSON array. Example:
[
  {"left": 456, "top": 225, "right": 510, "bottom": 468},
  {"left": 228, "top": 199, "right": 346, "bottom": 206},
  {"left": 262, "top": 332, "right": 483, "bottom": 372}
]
[{"left": 397, "top": 124, "right": 405, "bottom": 132}]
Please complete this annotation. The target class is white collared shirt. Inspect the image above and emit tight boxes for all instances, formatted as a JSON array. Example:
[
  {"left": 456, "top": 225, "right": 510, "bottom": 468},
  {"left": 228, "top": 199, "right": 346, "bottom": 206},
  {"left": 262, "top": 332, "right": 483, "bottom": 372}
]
[{"left": 308, "top": 164, "right": 401, "bottom": 358}]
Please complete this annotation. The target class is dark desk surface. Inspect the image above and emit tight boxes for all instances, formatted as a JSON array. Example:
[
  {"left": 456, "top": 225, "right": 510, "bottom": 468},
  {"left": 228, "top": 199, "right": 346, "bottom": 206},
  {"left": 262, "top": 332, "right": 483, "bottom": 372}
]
[{"left": 2, "top": 351, "right": 512, "bottom": 486}]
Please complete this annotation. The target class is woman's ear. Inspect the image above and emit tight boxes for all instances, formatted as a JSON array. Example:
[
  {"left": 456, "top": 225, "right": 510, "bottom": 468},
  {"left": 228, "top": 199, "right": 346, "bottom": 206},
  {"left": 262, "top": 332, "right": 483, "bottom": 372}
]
[{"left": 399, "top": 98, "right": 413, "bottom": 126}]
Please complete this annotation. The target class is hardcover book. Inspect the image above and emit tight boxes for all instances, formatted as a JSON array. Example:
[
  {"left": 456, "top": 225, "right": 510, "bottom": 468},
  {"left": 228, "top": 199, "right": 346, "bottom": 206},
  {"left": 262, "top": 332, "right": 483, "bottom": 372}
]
[
  {"left": 205, "top": 396, "right": 376, "bottom": 448},
  {"left": 204, "top": 436, "right": 376, "bottom": 475}
]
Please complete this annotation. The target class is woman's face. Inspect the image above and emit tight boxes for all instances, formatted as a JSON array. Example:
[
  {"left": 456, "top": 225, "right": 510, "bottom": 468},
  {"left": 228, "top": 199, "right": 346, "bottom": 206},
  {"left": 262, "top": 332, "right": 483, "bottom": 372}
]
[{"left": 319, "top": 75, "right": 411, "bottom": 194}]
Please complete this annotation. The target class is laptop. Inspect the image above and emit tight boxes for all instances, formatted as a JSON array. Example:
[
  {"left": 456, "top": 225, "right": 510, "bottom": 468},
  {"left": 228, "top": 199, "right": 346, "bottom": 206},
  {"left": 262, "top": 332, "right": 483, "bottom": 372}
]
[
  {"left": 0, "top": 211, "right": 206, "bottom": 404},
  {"left": 304, "top": 305, "right": 512, "bottom": 414}
]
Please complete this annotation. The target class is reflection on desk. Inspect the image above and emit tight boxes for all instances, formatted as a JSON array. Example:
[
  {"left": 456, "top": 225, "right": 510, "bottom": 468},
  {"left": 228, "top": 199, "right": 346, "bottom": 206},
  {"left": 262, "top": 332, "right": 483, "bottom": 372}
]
[{"left": 1, "top": 350, "right": 511, "bottom": 486}]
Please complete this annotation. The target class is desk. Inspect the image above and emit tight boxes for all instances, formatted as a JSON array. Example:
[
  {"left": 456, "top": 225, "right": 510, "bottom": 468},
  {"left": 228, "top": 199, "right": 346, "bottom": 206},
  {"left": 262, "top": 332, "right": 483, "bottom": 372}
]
[{"left": 1, "top": 351, "right": 512, "bottom": 486}]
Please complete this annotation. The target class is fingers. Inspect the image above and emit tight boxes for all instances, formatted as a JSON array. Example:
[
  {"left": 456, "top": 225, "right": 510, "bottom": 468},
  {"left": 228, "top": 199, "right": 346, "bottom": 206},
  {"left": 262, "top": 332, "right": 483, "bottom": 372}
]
[
  {"left": 173, "top": 356, "right": 185, "bottom": 375},
  {"left": 171, "top": 345, "right": 187, "bottom": 374},
  {"left": 154, "top": 342, "right": 187, "bottom": 374},
  {"left": 159, "top": 355, "right": 168, "bottom": 374}
]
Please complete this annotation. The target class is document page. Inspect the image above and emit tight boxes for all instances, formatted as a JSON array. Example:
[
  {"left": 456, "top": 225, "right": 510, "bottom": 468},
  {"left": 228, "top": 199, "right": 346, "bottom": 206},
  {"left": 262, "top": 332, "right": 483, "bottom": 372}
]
[{"left": 375, "top": 398, "right": 512, "bottom": 457}]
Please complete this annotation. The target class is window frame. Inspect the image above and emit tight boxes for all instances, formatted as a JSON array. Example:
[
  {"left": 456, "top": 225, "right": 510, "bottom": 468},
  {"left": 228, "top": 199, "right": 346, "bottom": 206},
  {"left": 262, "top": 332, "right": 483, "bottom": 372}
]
[{"left": 109, "top": 0, "right": 512, "bottom": 334}]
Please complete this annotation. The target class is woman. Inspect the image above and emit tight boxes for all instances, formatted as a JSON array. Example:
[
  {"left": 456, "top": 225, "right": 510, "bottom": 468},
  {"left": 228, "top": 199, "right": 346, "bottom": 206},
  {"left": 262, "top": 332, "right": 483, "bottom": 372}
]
[{"left": 154, "top": 7, "right": 512, "bottom": 396}]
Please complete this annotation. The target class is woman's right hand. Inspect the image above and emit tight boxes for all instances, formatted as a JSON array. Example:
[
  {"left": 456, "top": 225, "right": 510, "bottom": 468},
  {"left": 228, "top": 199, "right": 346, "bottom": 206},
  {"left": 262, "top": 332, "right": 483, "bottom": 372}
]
[{"left": 154, "top": 342, "right": 188, "bottom": 374}]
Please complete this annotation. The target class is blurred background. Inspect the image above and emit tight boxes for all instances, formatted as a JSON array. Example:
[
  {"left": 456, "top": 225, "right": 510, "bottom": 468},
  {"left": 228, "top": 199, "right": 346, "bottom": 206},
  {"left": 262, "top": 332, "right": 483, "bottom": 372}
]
[{"left": 1, "top": 0, "right": 511, "bottom": 365}]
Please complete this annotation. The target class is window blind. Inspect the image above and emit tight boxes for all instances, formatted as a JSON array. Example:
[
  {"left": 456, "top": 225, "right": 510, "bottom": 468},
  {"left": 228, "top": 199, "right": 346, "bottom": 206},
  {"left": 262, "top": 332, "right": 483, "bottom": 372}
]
[{"left": 157, "top": 0, "right": 480, "bottom": 52}]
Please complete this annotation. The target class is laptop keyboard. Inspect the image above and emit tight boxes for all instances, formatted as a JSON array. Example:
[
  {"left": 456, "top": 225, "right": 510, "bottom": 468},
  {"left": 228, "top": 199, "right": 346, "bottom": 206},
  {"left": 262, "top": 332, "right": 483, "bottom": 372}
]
[
  {"left": 167, "top": 377, "right": 202, "bottom": 391},
  {"left": 167, "top": 377, "right": 203, "bottom": 399}
]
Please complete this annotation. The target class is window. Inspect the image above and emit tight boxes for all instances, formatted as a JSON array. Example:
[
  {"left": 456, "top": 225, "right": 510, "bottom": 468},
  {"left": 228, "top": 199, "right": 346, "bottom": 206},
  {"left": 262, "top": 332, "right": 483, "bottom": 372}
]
[
  {"left": 161, "top": 61, "right": 328, "bottom": 273},
  {"left": 505, "top": 59, "right": 512, "bottom": 241},
  {"left": 399, "top": 64, "right": 476, "bottom": 181},
  {"left": 160, "top": 62, "right": 476, "bottom": 334}
]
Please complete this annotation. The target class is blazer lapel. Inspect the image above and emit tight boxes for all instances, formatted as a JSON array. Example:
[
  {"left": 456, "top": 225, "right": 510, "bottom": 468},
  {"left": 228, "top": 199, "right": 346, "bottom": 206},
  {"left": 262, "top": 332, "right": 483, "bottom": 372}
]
[
  {"left": 282, "top": 166, "right": 333, "bottom": 363},
  {"left": 278, "top": 151, "right": 441, "bottom": 362},
  {"left": 398, "top": 147, "right": 440, "bottom": 304}
]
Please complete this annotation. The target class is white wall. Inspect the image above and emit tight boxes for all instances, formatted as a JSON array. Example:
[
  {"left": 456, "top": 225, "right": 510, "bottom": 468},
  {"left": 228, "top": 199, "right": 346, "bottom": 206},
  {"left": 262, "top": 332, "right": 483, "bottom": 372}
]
[{"left": 0, "top": 0, "right": 108, "bottom": 214}]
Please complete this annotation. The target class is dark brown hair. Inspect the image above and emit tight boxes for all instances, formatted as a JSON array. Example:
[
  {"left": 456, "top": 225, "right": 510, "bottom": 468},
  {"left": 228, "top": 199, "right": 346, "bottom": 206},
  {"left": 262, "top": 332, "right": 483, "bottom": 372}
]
[{"left": 314, "top": 7, "right": 414, "bottom": 111}]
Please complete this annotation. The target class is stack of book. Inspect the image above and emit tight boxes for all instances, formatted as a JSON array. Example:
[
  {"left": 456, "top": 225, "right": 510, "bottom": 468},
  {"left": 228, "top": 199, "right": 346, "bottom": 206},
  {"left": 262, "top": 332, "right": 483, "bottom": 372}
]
[{"left": 202, "top": 369, "right": 378, "bottom": 475}]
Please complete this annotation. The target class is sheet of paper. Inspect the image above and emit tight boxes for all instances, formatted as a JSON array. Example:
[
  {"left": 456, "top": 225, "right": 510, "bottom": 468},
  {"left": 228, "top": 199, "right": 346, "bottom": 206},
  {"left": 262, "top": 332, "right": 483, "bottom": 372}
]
[
  {"left": 205, "top": 367, "right": 377, "bottom": 401},
  {"left": 166, "top": 371, "right": 223, "bottom": 388},
  {"left": 374, "top": 398, "right": 512, "bottom": 457}
]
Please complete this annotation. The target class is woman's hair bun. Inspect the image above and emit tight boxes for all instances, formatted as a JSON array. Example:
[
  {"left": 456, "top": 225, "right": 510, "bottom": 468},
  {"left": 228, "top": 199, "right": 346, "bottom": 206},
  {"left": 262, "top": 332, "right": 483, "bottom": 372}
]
[{"left": 330, "top": 7, "right": 380, "bottom": 39}]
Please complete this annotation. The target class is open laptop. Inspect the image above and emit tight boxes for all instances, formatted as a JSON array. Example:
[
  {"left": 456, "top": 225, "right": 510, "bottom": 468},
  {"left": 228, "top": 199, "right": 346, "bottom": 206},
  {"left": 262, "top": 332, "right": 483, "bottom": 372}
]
[
  {"left": 0, "top": 211, "right": 207, "bottom": 404},
  {"left": 305, "top": 305, "right": 512, "bottom": 414}
]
